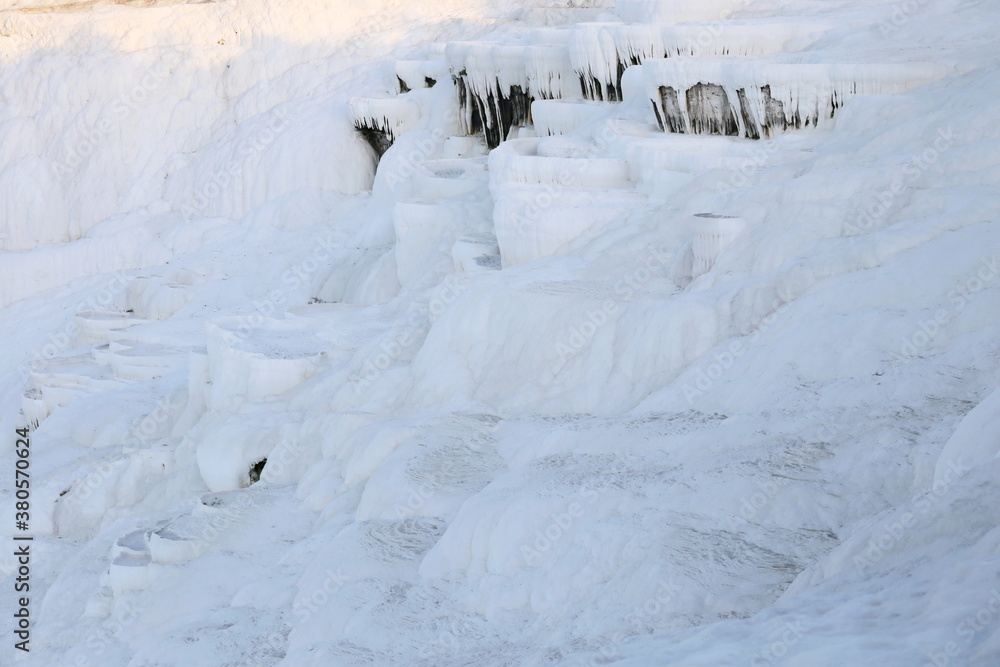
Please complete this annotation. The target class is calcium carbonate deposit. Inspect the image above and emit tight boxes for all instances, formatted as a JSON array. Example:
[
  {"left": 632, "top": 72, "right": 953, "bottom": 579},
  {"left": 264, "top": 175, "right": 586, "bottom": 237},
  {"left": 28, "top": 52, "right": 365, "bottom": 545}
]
[{"left": 1, "top": 0, "right": 998, "bottom": 665}]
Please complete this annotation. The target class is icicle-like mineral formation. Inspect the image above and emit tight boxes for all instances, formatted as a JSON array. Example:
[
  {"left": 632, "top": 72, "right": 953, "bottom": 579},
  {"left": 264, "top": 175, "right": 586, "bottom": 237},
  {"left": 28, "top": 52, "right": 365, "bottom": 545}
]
[
  {"left": 643, "top": 60, "right": 946, "bottom": 138},
  {"left": 525, "top": 44, "right": 579, "bottom": 101},
  {"left": 446, "top": 33, "right": 582, "bottom": 149},
  {"left": 570, "top": 20, "right": 829, "bottom": 103},
  {"left": 349, "top": 97, "right": 422, "bottom": 157},
  {"left": 447, "top": 43, "right": 534, "bottom": 149},
  {"left": 571, "top": 23, "right": 666, "bottom": 101}
]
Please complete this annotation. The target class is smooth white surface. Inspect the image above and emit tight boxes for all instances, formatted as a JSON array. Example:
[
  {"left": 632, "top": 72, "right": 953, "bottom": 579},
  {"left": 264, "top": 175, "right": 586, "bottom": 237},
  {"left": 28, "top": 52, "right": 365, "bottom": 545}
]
[{"left": 0, "top": 1, "right": 998, "bottom": 665}]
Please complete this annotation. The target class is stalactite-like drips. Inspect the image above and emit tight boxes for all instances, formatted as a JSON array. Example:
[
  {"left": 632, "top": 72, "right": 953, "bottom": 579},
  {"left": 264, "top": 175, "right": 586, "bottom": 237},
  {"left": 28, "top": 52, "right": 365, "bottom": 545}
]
[{"left": 644, "top": 60, "right": 946, "bottom": 139}]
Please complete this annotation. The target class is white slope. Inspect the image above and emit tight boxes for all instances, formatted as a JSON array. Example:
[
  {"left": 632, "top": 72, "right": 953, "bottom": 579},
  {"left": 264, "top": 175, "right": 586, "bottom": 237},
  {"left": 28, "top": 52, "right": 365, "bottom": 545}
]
[{"left": 0, "top": 0, "right": 998, "bottom": 666}]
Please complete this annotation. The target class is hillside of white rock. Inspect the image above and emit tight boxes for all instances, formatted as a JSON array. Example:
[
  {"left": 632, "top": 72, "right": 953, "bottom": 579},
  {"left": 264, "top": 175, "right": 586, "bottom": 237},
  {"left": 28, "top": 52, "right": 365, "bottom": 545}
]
[{"left": 1, "top": 0, "right": 998, "bottom": 665}]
